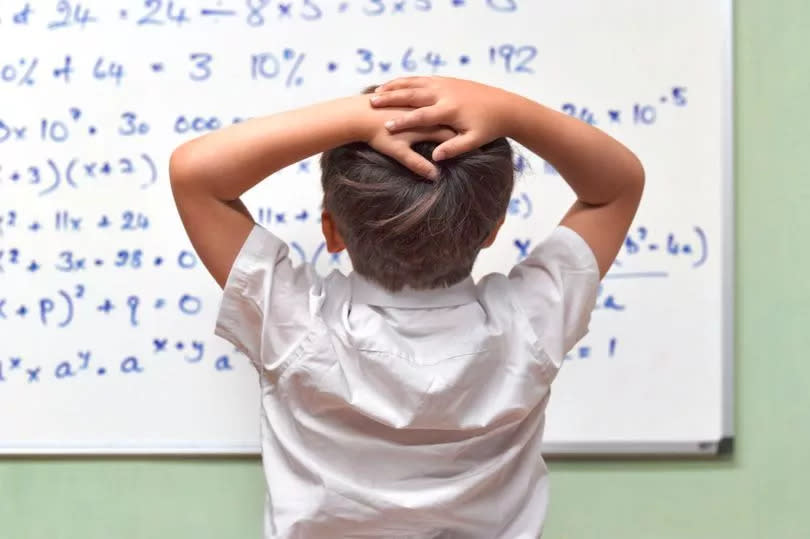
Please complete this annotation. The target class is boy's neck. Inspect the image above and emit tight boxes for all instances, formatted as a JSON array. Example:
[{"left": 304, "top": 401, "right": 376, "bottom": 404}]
[{"left": 349, "top": 272, "right": 477, "bottom": 309}]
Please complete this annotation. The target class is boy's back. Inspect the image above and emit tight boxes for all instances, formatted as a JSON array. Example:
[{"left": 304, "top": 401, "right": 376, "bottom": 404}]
[
  {"left": 216, "top": 224, "right": 599, "bottom": 537},
  {"left": 169, "top": 76, "right": 644, "bottom": 538}
]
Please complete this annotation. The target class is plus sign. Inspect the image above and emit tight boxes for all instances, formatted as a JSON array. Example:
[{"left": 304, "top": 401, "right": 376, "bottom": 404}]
[{"left": 97, "top": 299, "right": 114, "bottom": 313}]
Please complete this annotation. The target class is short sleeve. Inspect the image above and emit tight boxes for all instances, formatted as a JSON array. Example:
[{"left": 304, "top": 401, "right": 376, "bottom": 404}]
[
  {"left": 507, "top": 226, "right": 600, "bottom": 366},
  {"left": 214, "top": 224, "right": 317, "bottom": 372}
]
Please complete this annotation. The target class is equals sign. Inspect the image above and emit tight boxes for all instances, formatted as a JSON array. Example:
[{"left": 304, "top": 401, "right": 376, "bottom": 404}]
[{"left": 200, "top": 8, "right": 237, "bottom": 17}]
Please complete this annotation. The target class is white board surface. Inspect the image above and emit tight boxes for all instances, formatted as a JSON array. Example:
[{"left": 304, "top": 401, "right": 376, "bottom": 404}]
[{"left": 0, "top": 0, "right": 733, "bottom": 454}]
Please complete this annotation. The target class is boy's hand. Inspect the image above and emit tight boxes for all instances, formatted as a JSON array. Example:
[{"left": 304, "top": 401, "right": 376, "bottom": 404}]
[
  {"left": 356, "top": 96, "right": 455, "bottom": 180},
  {"left": 366, "top": 122, "right": 456, "bottom": 181},
  {"left": 369, "top": 76, "right": 514, "bottom": 161}
]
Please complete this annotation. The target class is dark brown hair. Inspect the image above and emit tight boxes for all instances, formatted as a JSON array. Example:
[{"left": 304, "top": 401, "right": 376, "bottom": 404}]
[{"left": 320, "top": 130, "right": 514, "bottom": 292}]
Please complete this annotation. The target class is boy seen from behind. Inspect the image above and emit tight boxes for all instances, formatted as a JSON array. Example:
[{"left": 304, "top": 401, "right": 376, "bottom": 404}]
[{"left": 169, "top": 76, "right": 644, "bottom": 538}]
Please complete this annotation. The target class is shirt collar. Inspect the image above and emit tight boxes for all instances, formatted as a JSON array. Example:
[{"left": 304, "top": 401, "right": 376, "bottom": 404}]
[{"left": 349, "top": 272, "right": 478, "bottom": 309}]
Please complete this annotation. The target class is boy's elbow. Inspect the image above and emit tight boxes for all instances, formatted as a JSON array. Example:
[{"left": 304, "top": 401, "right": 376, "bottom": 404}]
[
  {"left": 168, "top": 142, "right": 200, "bottom": 190},
  {"left": 626, "top": 151, "right": 645, "bottom": 196}
]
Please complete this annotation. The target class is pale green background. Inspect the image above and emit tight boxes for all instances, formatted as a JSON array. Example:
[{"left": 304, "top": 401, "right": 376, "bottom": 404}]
[{"left": 3, "top": 1, "right": 808, "bottom": 537}]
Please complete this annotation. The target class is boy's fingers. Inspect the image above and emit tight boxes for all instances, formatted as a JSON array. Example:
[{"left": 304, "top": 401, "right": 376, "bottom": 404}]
[
  {"left": 433, "top": 127, "right": 458, "bottom": 143},
  {"left": 376, "top": 77, "right": 431, "bottom": 93},
  {"left": 416, "top": 127, "right": 457, "bottom": 143},
  {"left": 433, "top": 133, "right": 480, "bottom": 161},
  {"left": 385, "top": 106, "right": 445, "bottom": 132},
  {"left": 391, "top": 145, "right": 439, "bottom": 180},
  {"left": 370, "top": 88, "right": 436, "bottom": 109}
]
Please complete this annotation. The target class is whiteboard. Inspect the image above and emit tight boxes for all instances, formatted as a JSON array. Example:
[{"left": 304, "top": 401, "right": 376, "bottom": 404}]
[{"left": 0, "top": 0, "right": 733, "bottom": 455}]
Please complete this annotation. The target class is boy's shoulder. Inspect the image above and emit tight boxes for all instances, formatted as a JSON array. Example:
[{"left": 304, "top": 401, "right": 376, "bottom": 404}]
[{"left": 216, "top": 223, "right": 599, "bottom": 370}]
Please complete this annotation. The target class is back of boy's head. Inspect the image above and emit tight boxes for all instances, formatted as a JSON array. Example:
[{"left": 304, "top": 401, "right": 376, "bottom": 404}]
[{"left": 320, "top": 122, "right": 514, "bottom": 293}]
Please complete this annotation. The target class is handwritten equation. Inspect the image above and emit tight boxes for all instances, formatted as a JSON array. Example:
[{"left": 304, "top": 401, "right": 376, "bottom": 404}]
[
  {"left": 0, "top": 282, "right": 204, "bottom": 326},
  {"left": 0, "top": 0, "right": 521, "bottom": 32},
  {"left": 0, "top": 341, "right": 238, "bottom": 385},
  {"left": 0, "top": 46, "right": 538, "bottom": 89},
  {"left": 512, "top": 224, "right": 708, "bottom": 270}
]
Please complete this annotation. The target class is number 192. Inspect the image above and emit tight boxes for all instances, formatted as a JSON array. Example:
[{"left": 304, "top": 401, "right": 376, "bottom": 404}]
[{"left": 489, "top": 44, "right": 537, "bottom": 74}]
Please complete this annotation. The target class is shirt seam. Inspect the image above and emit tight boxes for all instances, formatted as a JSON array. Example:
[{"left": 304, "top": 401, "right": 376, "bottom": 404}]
[{"left": 354, "top": 347, "right": 491, "bottom": 364}]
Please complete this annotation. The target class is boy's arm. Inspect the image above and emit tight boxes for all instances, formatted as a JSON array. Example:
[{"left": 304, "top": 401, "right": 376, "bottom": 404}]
[
  {"left": 169, "top": 95, "right": 452, "bottom": 288},
  {"left": 371, "top": 77, "right": 644, "bottom": 278},
  {"left": 506, "top": 94, "right": 644, "bottom": 278}
]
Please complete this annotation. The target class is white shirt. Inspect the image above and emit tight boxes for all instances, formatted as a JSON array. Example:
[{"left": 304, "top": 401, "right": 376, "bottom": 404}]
[{"left": 215, "top": 224, "right": 599, "bottom": 539}]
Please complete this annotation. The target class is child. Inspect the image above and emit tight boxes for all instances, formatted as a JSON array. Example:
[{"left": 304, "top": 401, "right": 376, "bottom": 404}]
[{"left": 169, "top": 76, "right": 644, "bottom": 538}]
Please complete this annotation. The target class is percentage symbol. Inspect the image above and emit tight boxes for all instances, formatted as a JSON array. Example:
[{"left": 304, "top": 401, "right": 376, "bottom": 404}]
[
  {"left": 282, "top": 48, "right": 305, "bottom": 87},
  {"left": 18, "top": 57, "right": 37, "bottom": 86},
  {"left": 2, "top": 58, "right": 37, "bottom": 86}
]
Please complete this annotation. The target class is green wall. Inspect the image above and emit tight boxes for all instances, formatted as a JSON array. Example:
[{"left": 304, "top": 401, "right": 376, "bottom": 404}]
[{"left": 3, "top": 2, "right": 808, "bottom": 537}]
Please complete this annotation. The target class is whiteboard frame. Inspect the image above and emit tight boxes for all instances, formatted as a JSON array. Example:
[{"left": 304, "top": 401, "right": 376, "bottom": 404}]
[
  {"left": 721, "top": 0, "right": 736, "bottom": 447},
  {"left": 0, "top": 0, "right": 735, "bottom": 457}
]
